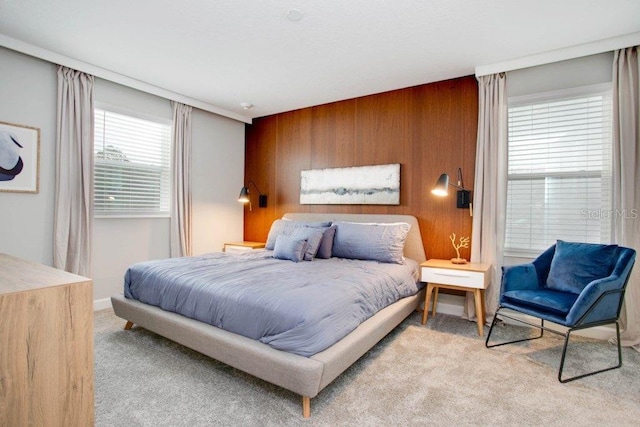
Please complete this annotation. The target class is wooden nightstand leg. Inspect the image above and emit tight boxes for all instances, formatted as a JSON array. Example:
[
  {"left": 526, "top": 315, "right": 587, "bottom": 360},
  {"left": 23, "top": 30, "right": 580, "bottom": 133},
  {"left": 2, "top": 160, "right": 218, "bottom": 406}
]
[
  {"left": 432, "top": 287, "right": 439, "bottom": 317},
  {"left": 474, "top": 289, "right": 484, "bottom": 336},
  {"left": 479, "top": 289, "right": 486, "bottom": 326},
  {"left": 422, "top": 283, "right": 435, "bottom": 325}
]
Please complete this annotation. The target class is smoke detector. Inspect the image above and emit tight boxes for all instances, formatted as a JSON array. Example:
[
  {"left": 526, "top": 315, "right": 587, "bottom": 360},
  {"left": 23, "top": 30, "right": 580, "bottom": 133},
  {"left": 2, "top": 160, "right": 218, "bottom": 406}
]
[{"left": 286, "top": 8, "right": 304, "bottom": 22}]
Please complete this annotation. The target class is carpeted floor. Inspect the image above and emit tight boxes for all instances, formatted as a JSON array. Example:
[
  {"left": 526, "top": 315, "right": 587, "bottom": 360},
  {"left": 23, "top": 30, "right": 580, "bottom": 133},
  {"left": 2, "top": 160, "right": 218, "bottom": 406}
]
[{"left": 94, "top": 308, "right": 640, "bottom": 426}]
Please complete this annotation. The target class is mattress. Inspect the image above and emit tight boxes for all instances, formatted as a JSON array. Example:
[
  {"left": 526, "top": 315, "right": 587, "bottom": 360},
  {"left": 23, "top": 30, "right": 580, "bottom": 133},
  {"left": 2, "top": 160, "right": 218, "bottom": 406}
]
[{"left": 124, "top": 250, "right": 421, "bottom": 356}]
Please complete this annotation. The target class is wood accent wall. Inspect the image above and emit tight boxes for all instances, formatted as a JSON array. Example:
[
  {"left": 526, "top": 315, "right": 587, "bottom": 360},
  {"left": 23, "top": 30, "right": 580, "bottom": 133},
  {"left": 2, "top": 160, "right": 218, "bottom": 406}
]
[{"left": 244, "top": 76, "right": 478, "bottom": 260}]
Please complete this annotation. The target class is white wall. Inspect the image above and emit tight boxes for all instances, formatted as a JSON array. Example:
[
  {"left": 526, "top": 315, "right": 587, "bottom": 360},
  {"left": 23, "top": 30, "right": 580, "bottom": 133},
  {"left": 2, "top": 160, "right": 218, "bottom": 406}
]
[
  {"left": 191, "top": 109, "right": 245, "bottom": 255},
  {"left": 0, "top": 46, "right": 246, "bottom": 306},
  {"left": 507, "top": 52, "right": 613, "bottom": 97},
  {"left": 0, "top": 47, "right": 57, "bottom": 264}
]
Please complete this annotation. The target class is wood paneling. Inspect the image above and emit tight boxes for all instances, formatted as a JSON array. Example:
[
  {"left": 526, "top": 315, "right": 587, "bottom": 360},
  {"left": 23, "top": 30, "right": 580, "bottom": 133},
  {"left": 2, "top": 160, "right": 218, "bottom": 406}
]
[
  {"left": 245, "top": 76, "right": 478, "bottom": 260},
  {"left": 275, "top": 109, "right": 313, "bottom": 218},
  {"left": 244, "top": 115, "right": 276, "bottom": 239}
]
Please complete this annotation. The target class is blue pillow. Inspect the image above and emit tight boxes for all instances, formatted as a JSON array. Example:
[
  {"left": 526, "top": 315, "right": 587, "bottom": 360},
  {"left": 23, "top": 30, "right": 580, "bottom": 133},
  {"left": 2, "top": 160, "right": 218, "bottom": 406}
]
[
  {"left": 273, "top": 235, "right": 307, "bottom": 262},
  {"left": 315, "top": 225, "right": 337, "bottom": 259},
  {"left": 546, "top": 240, "right": 619, "bottom": 294},
  {"left": 265, "top": 219, "right": 332, "bottom": 250},
  {"left": 290, "top": 227, "right": 325, "bottom": 261},
  {"left": 331, "top": 221, "right": 410, "bottom": 264}
]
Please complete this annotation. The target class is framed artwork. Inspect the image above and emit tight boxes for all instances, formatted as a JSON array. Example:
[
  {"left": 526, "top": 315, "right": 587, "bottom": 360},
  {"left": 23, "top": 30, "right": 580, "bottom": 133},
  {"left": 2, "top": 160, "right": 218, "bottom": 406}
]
[
  {"left": 300, "top": 163, "right": 400, "bottom": 205},
  {"left": 0, "top": 121, "right": 40, "bottom": 193}
]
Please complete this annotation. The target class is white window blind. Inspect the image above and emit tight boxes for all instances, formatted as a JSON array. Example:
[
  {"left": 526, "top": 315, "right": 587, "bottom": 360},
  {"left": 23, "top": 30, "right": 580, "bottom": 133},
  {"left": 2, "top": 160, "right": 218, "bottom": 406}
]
[
  {"left": 506, "top": 84, "right": 612, "bottom": 256},
  {"left": 94, "top": 108, "right": 171, "bottom": 217}
]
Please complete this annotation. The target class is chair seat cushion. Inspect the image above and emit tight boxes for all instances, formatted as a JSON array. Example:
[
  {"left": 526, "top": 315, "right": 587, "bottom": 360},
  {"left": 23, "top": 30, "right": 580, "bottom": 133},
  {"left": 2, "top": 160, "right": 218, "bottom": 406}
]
[
  {"left": 502, "top": 289, "right": 579, "bottom": 317},
  {"left": 547, "top": 240, "right": 618, "bottom": 294}
]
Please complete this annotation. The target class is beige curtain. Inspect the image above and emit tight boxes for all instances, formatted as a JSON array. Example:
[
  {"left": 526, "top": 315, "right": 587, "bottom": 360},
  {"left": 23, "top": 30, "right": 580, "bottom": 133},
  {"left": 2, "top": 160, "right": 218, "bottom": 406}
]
[
  {"left": 466, "top": 73, "right": 508, "bottom": 325},
  {"left": 612, "top": 46, "right": 640, "bottom": 351},
  {"left": 170, "top": 101, "right": 192, "bottom": 257},
  {"left": 53, "top": 66, "right": 95, "bottom": 277}
]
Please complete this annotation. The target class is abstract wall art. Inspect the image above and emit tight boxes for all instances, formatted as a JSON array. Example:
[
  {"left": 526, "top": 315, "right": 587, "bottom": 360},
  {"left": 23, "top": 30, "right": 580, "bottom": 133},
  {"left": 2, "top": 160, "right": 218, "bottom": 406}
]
[
  {"left": 300, "top": 163, "right": 400, "bottom": 205},
  {"left": 0, "top": 121, "right": 40, "bottom": 193}
]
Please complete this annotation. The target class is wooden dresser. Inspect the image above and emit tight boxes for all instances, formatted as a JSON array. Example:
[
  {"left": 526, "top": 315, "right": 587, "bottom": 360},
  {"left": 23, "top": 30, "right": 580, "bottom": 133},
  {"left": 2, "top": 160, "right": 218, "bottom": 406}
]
[{"left": 0, "top": 253, "right": 94, "bottom": 426}]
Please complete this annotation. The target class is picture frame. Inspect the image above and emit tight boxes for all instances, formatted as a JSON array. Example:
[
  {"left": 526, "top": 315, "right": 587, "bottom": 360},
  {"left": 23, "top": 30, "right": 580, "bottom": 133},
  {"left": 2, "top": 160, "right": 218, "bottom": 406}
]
[
  {"left": 0, "top": 121, "right": 40, "bottom": 193},
  {"left": 300, "top": 163, "right": 400, "bottom": 205}
]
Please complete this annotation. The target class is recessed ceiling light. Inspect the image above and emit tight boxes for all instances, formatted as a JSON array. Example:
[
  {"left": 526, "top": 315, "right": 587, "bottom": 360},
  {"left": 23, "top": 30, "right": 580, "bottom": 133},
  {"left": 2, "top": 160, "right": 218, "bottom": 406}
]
[
  {"left": 240, "top": 102, "right": 253, "bottom": 110},
  {"left": 286, "top": 8, "right": 304, "bottom": 22}
]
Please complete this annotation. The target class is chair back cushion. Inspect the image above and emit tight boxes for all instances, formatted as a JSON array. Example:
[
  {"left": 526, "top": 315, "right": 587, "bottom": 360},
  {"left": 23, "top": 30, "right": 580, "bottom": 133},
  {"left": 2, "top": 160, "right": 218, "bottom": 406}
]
[{"left": 546, "top": 240, "right": 618, "bottom": 294}]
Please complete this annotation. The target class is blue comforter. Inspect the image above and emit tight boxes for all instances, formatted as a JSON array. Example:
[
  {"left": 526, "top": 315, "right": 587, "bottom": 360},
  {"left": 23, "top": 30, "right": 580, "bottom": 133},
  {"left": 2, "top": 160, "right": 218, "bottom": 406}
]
[{"left": 124, "top": 251, "right": 421, "bottom": 357}]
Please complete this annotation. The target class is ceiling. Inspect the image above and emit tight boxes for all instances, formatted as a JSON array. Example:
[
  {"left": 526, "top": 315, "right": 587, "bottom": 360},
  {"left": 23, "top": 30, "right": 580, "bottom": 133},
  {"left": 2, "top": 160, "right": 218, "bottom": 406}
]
[{"left": 1, "top": 1, "right": 640, "bottom": 122}]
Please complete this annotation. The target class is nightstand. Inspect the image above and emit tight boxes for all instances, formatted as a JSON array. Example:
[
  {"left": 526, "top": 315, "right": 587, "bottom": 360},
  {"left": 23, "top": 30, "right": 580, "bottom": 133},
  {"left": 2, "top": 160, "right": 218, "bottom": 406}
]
[
  {"left": 223, "top": 241, "right": 266, "bottom": 253},
  {"left": 420, "top": 259, "right": 491, "bottom": 336}
]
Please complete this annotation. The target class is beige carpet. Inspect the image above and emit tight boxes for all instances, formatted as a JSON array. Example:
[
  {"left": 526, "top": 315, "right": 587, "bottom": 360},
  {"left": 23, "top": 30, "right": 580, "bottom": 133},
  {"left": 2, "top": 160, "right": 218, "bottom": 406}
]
[{"left": 94, "top": 308, "right": 640, "bottom": 426}]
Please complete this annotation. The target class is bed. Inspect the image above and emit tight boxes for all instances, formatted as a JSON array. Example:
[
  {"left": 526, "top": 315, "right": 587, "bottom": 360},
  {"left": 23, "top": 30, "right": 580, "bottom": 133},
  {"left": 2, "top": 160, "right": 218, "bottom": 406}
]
[{"left": 111, "top": 213, "right": 427, "bottom": 417}]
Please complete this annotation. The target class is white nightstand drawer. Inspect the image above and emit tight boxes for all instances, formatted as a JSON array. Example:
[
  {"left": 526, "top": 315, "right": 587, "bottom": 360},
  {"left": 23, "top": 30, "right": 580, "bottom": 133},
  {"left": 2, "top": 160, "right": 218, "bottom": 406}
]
[
  {"left": 224, "top": 245, "right": 255, "bottom": 254},
  {"left": 223, "top": 241, "right": 266, "bottom": 253},
  {"left": 422, "top": 267, "right": 487, "bottom": 289}
]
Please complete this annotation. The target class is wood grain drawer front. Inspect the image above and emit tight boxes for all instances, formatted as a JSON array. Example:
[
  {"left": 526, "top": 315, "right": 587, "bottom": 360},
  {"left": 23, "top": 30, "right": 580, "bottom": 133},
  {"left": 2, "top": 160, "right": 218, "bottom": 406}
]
[{"left": 422, "top": 267, "right": 487, "bottom": 289}]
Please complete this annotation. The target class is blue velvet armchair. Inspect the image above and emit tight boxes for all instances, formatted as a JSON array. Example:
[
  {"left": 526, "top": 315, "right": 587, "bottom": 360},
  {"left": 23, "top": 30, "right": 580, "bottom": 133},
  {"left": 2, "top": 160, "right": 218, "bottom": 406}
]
[{"left": 486, "top": 240, "right": 636, "bottom": 382}]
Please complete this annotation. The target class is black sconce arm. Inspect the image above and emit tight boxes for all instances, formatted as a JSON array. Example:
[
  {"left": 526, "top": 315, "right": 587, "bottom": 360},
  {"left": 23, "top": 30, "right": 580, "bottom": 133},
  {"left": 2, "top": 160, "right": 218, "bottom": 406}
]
[{"left": 238, "top": 180, "right": 268, "bottom": 210}]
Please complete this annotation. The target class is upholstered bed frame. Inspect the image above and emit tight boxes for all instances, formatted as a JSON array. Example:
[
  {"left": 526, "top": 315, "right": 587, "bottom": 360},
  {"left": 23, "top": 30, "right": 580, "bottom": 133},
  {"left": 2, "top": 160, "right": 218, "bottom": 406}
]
[{"left": 111, "top": 213, "right": 427, "bottom": 418}]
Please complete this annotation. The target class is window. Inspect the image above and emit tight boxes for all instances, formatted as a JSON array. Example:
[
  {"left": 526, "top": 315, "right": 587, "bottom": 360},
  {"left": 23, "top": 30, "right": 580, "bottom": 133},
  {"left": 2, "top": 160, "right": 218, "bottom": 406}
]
[
  {"left": 94, "top": 107, "right": 171, "bottom": 217},
  {"left": 505, "top": 84, "right": 612, "bottom": 256}
]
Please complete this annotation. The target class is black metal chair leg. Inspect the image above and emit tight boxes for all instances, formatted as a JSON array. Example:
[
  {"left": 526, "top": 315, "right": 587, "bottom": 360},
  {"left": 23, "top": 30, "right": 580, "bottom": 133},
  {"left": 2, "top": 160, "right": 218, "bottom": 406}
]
[
  {"left": 486, "top": 307, "right": 544, "bottom": 349},
  {"left": 558, "top": 328, "right": 572, "bottom": 382},
  {"left": 485, "top": 308, "right": 501, "bottom": 347},
  {"left": 616, "top": 321, "right": 623, "bottom": 367},
  {"left": 558, "top": 322, "right": 623, "bottom": 383}
]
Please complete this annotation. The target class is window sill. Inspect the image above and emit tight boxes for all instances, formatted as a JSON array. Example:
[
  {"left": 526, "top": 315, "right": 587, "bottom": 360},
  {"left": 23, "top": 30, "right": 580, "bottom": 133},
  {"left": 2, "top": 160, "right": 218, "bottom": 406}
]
[
  {"left": 95, "top": 214, "right": 170, "bottom": 219},
  {"left": 504, "top": 248, "right": 541, "bottom": 259}
]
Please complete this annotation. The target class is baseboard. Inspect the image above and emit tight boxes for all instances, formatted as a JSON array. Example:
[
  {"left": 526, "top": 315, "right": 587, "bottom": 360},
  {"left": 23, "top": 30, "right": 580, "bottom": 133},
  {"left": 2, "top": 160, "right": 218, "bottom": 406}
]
[
  {"left": 426, "top": 293, "right": 465, "bottom": 317},
  {"left": 93, "top": 297, "right": 112, "bottom": 311}
]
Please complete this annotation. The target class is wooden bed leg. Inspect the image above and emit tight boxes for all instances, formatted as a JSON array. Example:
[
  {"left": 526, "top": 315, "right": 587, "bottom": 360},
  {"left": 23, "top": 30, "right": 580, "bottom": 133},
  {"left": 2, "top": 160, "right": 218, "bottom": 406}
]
[
  {"left": 124, "top": 321, "right": 134, "bottom": 330},
  {"left": 302, "top": 396, "right": 311, "bottom": 418}
]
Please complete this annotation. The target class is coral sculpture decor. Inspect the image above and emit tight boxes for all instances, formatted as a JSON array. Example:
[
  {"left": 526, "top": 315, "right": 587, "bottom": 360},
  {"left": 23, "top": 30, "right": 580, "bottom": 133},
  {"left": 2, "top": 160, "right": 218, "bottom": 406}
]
[{"left": 449, "top": 233, "right": 470, "bottom": 264}]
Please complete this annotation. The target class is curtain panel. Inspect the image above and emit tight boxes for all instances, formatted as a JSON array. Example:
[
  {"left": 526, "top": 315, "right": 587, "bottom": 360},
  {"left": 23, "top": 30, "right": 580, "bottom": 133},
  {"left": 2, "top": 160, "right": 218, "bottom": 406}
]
[
  {"left": 612, "top": 46, "right": 640, "bottom": 351},
  {"left": 53, "top": 66, "right": 95, "bottom": 277},
  {"left": 467, "top": 73, "right": 508, "bottom": 324},
  {"left": 170, "top": 101, "right": 193, "bottom": 257}
]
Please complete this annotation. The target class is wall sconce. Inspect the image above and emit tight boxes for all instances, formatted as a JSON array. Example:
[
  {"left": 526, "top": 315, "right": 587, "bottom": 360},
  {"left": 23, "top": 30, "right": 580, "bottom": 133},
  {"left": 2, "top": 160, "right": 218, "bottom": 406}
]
[
  {"left": 431, "top": 168, "right": 472, "bottom": 211},
  {"left": 238, "top": 180, "right": 267, "bottom": 211}
]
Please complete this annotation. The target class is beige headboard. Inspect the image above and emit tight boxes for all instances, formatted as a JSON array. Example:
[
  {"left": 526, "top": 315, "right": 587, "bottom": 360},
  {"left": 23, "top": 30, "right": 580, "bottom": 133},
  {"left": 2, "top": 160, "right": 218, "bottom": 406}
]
[{"left": 283, "top": 213, "right": 426, "bottom": 263}]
